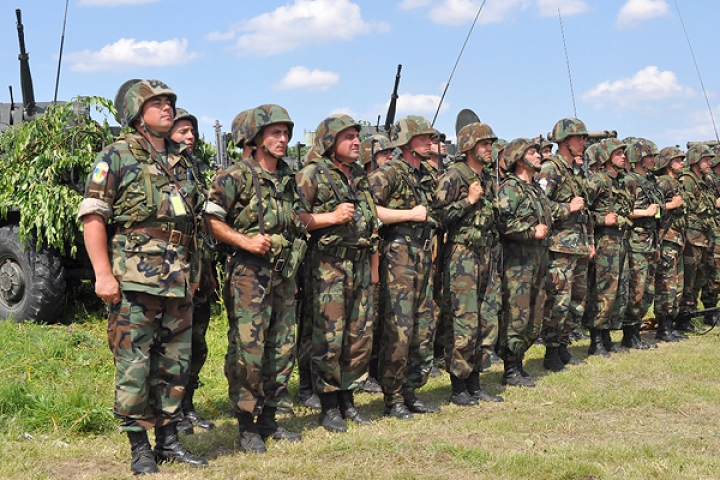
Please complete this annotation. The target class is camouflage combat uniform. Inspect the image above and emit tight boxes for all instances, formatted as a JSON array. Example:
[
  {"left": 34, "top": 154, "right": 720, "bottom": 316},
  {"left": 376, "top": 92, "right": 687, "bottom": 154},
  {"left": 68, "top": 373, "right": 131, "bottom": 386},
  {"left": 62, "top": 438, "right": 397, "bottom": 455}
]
[
  {"left": 700, "top": 164, "right": 720, "bottom": 312},
  {"left": 79, "top": 130, "right": 200, "bottom": 432}
]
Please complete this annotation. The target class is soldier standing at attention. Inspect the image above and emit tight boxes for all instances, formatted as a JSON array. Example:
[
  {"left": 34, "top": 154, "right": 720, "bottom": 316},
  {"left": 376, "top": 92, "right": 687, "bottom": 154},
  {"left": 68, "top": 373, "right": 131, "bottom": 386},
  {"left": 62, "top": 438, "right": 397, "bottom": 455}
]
[
  {"left": 621, "top": 138, "right": 661, "bottom": 349},
  {"left": 496, "top": 139, "right": 575, "bottom": 387},
  {"left": 654, "top": 147, "right": 687, "bottom": 342},
  {"left": 699, "top": 148, "right": 720, "bottom": 325},
  {"left": 79, "top": 80, "right": 207, "bottom": 474},
  {"left": 206, "top": 105, "right": 305, "bottom": 453},
  {"left": 169, "top": 108, "right": 218, "bottom": 436},
  {"left": 295, "top": 114, "right": 379, "bottom": 432},
  {"left": 536, "top": 118, "right": 591, "bottom": 371},
  {"left": 370, "top": 115, "right": 441, "bottom": 420},
  {"left": 434, "top": 122, "right": 503, "bottom": 405},
  {"left": 679, "top": 144, "right": 717, "bottom": 332}
]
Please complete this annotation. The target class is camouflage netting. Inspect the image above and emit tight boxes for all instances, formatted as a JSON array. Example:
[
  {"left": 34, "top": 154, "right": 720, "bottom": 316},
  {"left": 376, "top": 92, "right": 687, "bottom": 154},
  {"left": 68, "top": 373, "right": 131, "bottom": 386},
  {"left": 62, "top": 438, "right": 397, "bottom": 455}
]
[{"left": 0, "top": 96, "right": 115, "bottom": 257}]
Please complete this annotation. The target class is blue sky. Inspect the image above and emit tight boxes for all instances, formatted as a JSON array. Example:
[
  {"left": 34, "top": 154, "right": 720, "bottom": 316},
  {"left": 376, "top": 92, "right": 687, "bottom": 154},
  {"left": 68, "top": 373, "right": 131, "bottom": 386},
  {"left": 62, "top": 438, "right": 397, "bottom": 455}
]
[{"left": 1, "top": 0, "right": 719, "bottom": 150}]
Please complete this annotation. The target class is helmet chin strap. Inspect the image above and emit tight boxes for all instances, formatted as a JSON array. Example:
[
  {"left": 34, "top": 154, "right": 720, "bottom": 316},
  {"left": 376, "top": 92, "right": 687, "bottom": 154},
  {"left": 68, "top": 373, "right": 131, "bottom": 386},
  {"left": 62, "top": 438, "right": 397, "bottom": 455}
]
[
  {"left": 140, "top": 117, "right": 169, "bottom": 139},
  {"left": 522, "top": 158, "right": 541, "bottom": 172},
  {"left": 410, "top": 147, "right": 430, "bottom": 160},
  {"left": 261, "top": 143, "right": 284, "bottom": 160},
  {"left": 330, "top": 151, "right": 355, "bottom": 167}
]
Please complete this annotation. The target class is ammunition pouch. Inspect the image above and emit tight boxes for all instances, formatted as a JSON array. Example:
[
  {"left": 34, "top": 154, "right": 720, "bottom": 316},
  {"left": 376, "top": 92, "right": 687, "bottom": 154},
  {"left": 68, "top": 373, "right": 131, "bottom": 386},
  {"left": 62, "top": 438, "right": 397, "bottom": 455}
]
[{"left": 281, "top": 237, "right": 307, "bottom": 280}]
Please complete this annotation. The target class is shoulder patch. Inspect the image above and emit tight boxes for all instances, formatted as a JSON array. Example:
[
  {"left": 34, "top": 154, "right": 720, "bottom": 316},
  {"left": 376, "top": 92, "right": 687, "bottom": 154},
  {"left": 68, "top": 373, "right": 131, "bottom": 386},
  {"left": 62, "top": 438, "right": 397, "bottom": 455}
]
[
  {"left": 92, "top": 161, "right": 109, "bottom": 184},
  {"left": 538, "top": 177, "right": 548, "bottom": 191}
]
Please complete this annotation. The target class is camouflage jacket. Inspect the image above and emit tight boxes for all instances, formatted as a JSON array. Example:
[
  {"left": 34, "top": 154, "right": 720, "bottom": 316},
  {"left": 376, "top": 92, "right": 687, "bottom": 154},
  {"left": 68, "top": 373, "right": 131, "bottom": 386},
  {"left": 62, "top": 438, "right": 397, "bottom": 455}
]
[
  {"left": 536, "top": 154, "right": 592, "bottom": 255},
  {"left": 625, "top": 171, "right": 662, "bottom": 253},
  {"left": 497, "top": 174, "right": 564, "bottom": 246},
  {"left": 205, "top": 155, "right": 305, "bottom": 260},
  {"left": 295, "top": 155, "right": 378, "bottom": 250},
  {"left": 587, "top": 170, "right": 634, "bottom": 230},
  {"left": 78, "top": 131, "right": 200, "bottom": 297},
  {"left": 680, "top": 171, "right": 715, "bottom": 247},
  {"left": 433, "top": 161, "right": 495, "bottom": 246},
  {"left": 706, "top": 172, "right": 720, "bottom": 230},
  {"left": 656, "top": 174, "right": 687, "bottom": 246},
  {"left": 370, "top": 157, "right": 440, "bottom": 233}
]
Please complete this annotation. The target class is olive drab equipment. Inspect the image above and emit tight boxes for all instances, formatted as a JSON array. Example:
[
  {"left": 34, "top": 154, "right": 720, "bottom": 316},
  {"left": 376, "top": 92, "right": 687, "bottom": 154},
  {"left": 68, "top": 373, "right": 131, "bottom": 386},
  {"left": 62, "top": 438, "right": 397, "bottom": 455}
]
[
  {"left": 390, "top": 115, "right": 436, "bottom": 149},
  {"left": 685, "top": 144, "right": 714, "bottom": 166},
  {"left": 360, "top": 133, "right": 392, "bottom": 167},
  {"left": 231, "top": 109, "right": 253, "bottom": 148},
  {"left": 113, "top": 79, "right": 141, "bottom": 127}
]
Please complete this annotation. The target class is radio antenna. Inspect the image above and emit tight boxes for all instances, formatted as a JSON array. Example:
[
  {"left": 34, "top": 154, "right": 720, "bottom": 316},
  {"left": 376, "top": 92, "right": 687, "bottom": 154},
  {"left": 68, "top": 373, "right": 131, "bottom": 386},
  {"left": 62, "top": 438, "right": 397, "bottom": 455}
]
[
  {"left": 558, "top": 8, "right": 577, "bottom": 118},
  {"left": 53, "top": 0, "right": 70, "bottom": 104}
]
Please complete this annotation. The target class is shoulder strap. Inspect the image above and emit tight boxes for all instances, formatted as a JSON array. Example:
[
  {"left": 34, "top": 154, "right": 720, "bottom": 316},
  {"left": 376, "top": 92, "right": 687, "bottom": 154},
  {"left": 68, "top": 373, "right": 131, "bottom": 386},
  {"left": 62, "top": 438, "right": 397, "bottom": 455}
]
[
  {"left": 240, "top": 159, "right": 265, "bottom": 235},
  {"left": 315, "top": 162, "right": 350, "bottom": 203}
]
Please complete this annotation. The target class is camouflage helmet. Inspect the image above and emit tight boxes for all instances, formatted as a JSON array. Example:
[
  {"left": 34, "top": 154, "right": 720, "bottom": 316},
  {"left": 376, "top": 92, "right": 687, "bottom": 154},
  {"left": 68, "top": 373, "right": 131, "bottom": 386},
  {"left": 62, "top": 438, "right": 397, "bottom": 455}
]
[
  {"left": 245, "top": 104, "right": 294, "bottom": 147},
  {"left": 492, "top": 138, "right": 508, "bottom": 164},
  {"left": 360, "top": 133, "right": 393, "bottom": 166},
  {"left": 173, "top": 108, "right": 198, "bottom": 139},
  {"left": 313, "top": 114, "right": 361, "bottom": 156},
  {"left": 457, "top": 122, "right": 498, "bottom": 153},
  {"left": 622, "top": 137, "right": 641, "bottom": 164},
  {"left": 656, "top": 146, "right": 685, "bottom": 170},
  {"left": 230, "top": 109, "right": 252, "bottom": 148},
  {"left": 504, "top": 137, "right": 540, "bottom": 171},
  {"left": 597, "top": 138, "right": 626, "bottom": 165},
  {"left": 686, "top": 143, "right": 714, "bottom": 166},
  {"left": 390, "top": 115, "right": 436, "bottom": 148},
  {"left": 550, "top": 118, "right": 588, "bottom": 143},
  {"left": 584, "top": 143, "right": 603, "bottom": 168},
  {"left": 539, "top": 136, "right": 554, "bottom": 151},
  {"left": 123, "top": 79, "right": 177, "bottom": 128}
]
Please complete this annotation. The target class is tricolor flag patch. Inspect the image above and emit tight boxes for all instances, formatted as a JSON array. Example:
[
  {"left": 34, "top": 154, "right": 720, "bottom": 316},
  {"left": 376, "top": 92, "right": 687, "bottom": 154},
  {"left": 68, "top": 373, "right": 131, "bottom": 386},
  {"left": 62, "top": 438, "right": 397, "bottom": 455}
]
[{"left": 93, "top": 162, "right": 109, "bottom": 184}]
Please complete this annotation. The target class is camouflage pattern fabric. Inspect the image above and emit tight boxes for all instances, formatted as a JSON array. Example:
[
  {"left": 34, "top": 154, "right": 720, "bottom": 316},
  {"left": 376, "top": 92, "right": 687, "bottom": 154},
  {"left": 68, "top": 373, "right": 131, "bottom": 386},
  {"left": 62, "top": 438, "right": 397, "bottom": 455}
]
[
  {"left": 654, "top": 173, "right": 686, "bottom": 318},
  {"left": 244, "top": 104, "right": 295, "bottom": 147},
  {"left": 390, "top": 115, "right": 436, "bottom": 148},
  {"left": 550, "top": 117, "right": 588, "bottom": 142},
  {"left": 700, "top": 171, "right": 720, "bottom": 309},
  {"left": 123, "top": 79, "right": 176, "bottom": 128}
]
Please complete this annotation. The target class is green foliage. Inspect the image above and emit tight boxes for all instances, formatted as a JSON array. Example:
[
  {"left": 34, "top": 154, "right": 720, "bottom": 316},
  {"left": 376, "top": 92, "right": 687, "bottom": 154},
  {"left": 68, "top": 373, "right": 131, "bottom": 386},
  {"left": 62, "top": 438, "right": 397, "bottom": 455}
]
[{"left": 0, "top": 97, "right": 115, "bottom": 257}]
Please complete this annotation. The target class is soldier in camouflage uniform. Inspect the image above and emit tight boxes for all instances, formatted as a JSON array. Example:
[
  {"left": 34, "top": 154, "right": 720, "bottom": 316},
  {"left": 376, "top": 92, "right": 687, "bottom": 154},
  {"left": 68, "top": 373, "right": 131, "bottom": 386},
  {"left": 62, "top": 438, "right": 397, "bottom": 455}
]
[
  {"left": 654, "top": 147, "right": 687, "bottom": 342},
  {"left": 434, "top": 122, "right": 504, "bottom": 405},
  {"left": 370, "top": 115, "right": 441, "bottom": 420},
  {"left": 540, "top": 137, "right": 554, "bottom": 159},
  {"left": 493, "top": 138, "right": 509, "bottom": 180},
  {"left": 585, "top": 139, "right": 635, "bottom": 356},
  {"left": 231, "top": 109, "right": 254, "bottom": 160},
  {"left": 79, "top": 80, "right": 207, "bottom": 474},
  {"left": 536, "top": 118, "right": 591, "bottom": 371},
  {"left": 295, "top": 114, "right": 379, "bottom": 432},
  {"left": 496, "top": 139, "right": 575, "bottom": 387},
  {"left": 168, "top": 108, "right": 218, "bottom": 436},
  {"left": 699, "top": 148, "right": 720, "bottom": 324},
  {"left": 206, "top": 105, "right": 305, "bottom": 453},
  {"left": 620, "top": 138, "right": 661, "bottom": 349},
  {"left": 679, "top": 144, "right": 717, "bottom": 331}
]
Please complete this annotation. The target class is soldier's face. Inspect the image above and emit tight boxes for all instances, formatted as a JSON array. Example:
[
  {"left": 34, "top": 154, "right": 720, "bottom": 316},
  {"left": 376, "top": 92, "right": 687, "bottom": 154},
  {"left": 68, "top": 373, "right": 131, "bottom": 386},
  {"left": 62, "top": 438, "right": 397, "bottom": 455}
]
[
  {"left": 541, "top": 146, "right": 553, "bottom": 158},
  {"left": 474, "top": 139, "right": 494, "bottom": 162},
  {"left": 140, "top": 95, "right": 174, "bottom": 133},
  {"left": 524, "top": 147, "right": 542, "bottom": 168},
  {"left": 170, "top": 119, "right": 195, "bottom": 152},
  {"left": 333, "top": 127, "right": 360, "bottom": 163},
  {"left": 699, "top": 156, "right": 713, "bottom": 174},
  {"left": 375, "top": 150, "right": 393, "bottom": 167},
  {"left": 641, "top": 155, "right": 656, "bottom": 171},
  {"left": 611, "top": 149, "right": 626, "bottom": 169},
  {"left": 566, "top": 135, "right": 586, "bottom": 157},
  {"left": 409, "top": 134, "right": 433, "bottom": 156},
  {"left": 670, "top": 157, "right": 684, "bottom": 175},
  {"left": 260, "top": 123, "right": 290, "bottom": 157}
]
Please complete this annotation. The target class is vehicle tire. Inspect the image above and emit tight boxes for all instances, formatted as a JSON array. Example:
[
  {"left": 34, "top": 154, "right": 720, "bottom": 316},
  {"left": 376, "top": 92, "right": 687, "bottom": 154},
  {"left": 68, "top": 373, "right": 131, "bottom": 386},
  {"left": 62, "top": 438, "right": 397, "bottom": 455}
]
[{"left": 0, "top": 224, "right": 66, "bottom": 323}]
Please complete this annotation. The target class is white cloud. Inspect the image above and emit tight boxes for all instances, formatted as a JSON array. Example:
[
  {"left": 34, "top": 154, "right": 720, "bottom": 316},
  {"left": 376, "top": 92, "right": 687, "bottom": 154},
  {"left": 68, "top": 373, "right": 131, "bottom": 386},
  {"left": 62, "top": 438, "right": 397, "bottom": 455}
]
[
  {"left": 536, "top": 0, "right": 590, "bottom": 17},
  {"left": 276, "top": 66, "right": 340, "bottom": 91},
  {"left": 399, "top": 0, "right": 433, "bottom": 9},
  {"left": 377, "top": 92, "right": 448, "bottom": 116},
  {"left": 582, "top": 66, "right": 694, "bottom": 108},
  {"left": 226, "top": 0, "right": 390, "bottom": 57},
  {"left": 77, "top": 0, "right": 160, "bottom": 5},
  {"left": 66, "top": 38, "right": 197, "bottom": 72},
  {"left": 616, "top": 0, "right": 670, "bottom": 29},
  {"left": 329, "top": 107, "right": 358, "bottom": 118},
  {"left": 429, "top": 0, "right": 531, "bottom": 26},
  {"left": 205, "top": 31, "right": 235, "bottom": 42}
]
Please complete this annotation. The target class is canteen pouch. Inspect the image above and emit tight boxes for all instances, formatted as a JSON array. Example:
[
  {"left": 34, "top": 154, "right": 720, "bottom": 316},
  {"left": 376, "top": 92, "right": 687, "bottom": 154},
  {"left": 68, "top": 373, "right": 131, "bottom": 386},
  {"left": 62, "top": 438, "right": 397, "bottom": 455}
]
[{"left": 281, "top": 237, "right": 308, "bottom": 280}]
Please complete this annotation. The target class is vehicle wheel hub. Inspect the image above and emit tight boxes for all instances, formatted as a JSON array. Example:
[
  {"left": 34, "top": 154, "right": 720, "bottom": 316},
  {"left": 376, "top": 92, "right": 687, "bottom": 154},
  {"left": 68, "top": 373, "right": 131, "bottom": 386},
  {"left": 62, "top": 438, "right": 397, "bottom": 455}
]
[{"left": 0, "top": 259, "right": 25, "bottom": 304}]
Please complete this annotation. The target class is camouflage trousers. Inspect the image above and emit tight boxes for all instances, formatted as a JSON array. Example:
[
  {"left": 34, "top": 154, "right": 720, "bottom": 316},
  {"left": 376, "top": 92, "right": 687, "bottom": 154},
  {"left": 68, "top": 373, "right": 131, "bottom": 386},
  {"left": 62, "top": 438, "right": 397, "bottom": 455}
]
[
  {"left": 441, "top": 243, "right": 499, "bottom": 379},
  {"left": 566, "top": 255, "right": 589, "bottom": 337},
  {"left": 625, "top": 249, "right": 657, "bottom": 325},
  {"left": 699, "top": 239, "right": 720, "bottom": 309},
  {"left": 480, "top": 240, "right": 502, "bottom": 369},
  {"left": 296, "top": 261, "right": 313, "bottom": 374},
  {"left": 498, "top": 243, "right": 548, "bottom": 363},
  {"left": 188, "top": 295, "right": 211, "bottom": 390},
  {"left": 309, "top": 250, "right": 374, "bottom": 393},
  {"left": 654, "top": 241, "right": 684, "bottom": 318},
  {"left": 107, "top": 290, "right": 193, "bottom": 432},
  {"left": 585, "top": 234, "right": 629, "bottom": 330},
  {"left": 379, "top": 240, "right": 435, "bottom": 403},
  {"left": 223, "top": 260, "right": 295, "bottom": 415},
  {"left": 681, "top": 242, "right": 713, "bottom": 309},
  {"left": 542, "top": 252, "right": 582, "bottom": 347}
]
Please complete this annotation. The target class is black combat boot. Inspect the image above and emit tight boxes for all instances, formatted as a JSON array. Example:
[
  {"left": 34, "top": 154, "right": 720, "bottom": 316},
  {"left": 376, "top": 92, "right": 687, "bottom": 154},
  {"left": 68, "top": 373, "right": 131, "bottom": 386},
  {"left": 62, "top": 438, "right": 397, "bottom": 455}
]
[
  {"left": 338, "top": 390, "right": 371, "bottom": 425},
  {"left": 674, "top": 317, "right": 696, "bottom": 333},
  {"left": 558, "top": 344, "right": 585, "bottom": 365},
  {"left": 543, "top": 346, "right": 568, "bottom": 372},
  {"left": 236, "top": 412, "right": 266, "bottom": 453},
  {"left": 297, "top": 366, "right": 321, "bottom": 410},
  {"left": 319, "top": 392, "right": 348, "bottom": 433},
  {"left": 636, "top": 324, "right": 657, "bottom": 348},
  {"left": 465, "top": 371, "right": 503, "bottom": 402},
  {"left": 602, "top": 329, "right": 629, "bottom": 353},
  {"left": 403, "top": 388, "right": 442, "bottom": 413},
  {"left": 501, "top": 360, "right": 535, "bottom": 387},
  {"left": 655, "top": 316, "right": 680, "bottom": 342},
  {"left": 588, "top": 329, "right": 611, "bottom": 357},
  {"left": 256, "top": 406, "right": 302, "bottom": 442},
  {"left": 127, "top": 430, "right": 159, "bottom": 475},
  {"left": 181, "top": 386, "right": 215, "bottom": 433},
  {"left": 153, "top": 423, "right": 208, "bottom": 467},
  {"left": 449, "top": 374, "right": 478, "bottom": 406},
  {"left": 621, "top": 325, "right": 643, "bottom": 349}
]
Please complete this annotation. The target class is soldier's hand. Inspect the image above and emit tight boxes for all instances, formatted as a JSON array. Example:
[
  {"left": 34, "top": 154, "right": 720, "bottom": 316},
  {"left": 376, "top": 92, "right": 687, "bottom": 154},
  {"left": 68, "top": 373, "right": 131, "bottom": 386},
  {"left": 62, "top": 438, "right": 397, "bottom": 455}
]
[
  {"left": 670, "top": 195, "right": 683, "bottom": 209},
  {"left": 246, "top": 233, "right": 272, "bottom": 255},
  {"left": 409, "top": 205, "right": 428, "bottom": 222},
  {"left": 716, "top": 197, "right": 720, "bottom": 209},
  {"left": 467, "top": 182, "right": 484, "bottom": 205},
  {"left": 646, "top": 204, "right": 659, "bottom": 217},
  {"left": 589, "top": 244, "right": 596, "bottom": 260},
  {"left": 95, "top": 272, "right": 121, "bottom": 304},
  {"left": 191, "top": 282, "right": 200, "bottom": 296},
  {"left": 569, "top": 197, "right": 585, "bottom": 213},
  {"left": 534, "top": 224, "right": 549, "bottom": 240},
  {"left": 334, "top": 203, "right": 355, "bottom": 224},
  {"left": 604, "top": 212, "right": 618, "bottom": 226}
]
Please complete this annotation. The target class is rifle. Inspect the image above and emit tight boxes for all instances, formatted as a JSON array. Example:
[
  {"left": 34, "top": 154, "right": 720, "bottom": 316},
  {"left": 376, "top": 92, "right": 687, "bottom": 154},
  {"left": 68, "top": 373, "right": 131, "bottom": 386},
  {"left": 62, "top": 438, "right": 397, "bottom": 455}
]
[
  {"left": 384, "top": 64, "right": 402, "bottom": 134},
  {"left": 214, "top": 120, "right": 229, "bottom": 170}
]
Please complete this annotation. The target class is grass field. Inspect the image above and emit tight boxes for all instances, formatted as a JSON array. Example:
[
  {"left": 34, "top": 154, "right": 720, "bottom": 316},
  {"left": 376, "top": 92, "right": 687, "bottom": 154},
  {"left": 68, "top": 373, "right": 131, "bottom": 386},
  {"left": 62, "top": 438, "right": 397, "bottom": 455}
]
[{"left": 1, "top": 303, "right": 720, "bottom": 480}]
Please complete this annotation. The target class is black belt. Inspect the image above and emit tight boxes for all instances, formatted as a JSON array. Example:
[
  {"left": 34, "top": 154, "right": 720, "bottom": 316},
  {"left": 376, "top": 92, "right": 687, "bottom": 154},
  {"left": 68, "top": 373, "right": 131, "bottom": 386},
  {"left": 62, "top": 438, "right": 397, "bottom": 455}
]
[
  {"left": 229, "top": 248, "right": 287, "bottom": 272},
  {"left": 314, "top": 245, "right": 369, "bottom": 262},
  {"left": 117, "top": 226, "right": 192, "bottom": 247},
  {"left": 384, "top": 233, "right": 433, "bottom": 251},
  {"left": 595, "top": 226, "right": 627, "bottom": 237},
  {"left": 383, "top": 224, "right": 435, "bottom": 240}
]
